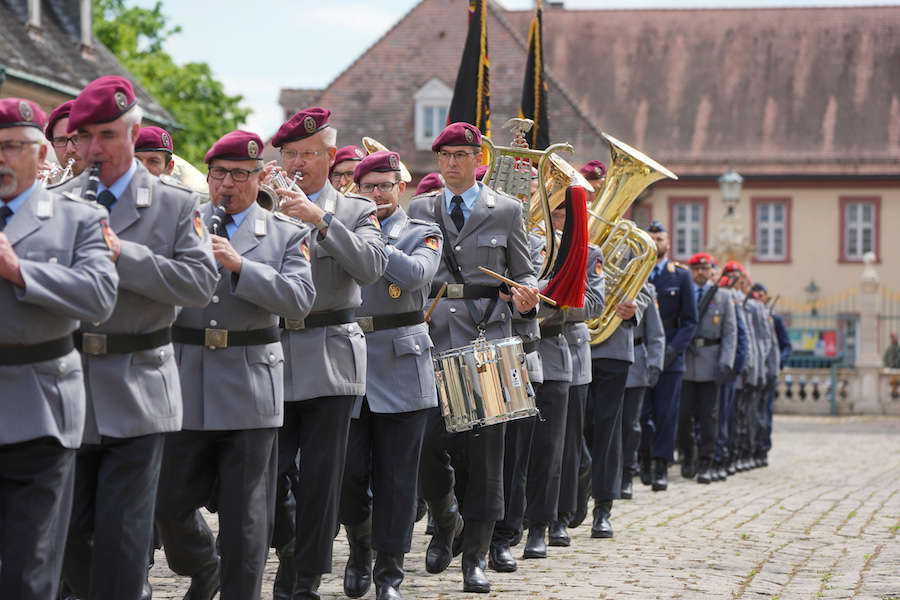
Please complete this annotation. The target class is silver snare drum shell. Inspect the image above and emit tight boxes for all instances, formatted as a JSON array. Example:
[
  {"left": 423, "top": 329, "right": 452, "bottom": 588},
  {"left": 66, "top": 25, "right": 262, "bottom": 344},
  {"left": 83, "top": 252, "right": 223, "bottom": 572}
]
[{"left": 433, "top": 336, "right": 537, "bottom": 432}]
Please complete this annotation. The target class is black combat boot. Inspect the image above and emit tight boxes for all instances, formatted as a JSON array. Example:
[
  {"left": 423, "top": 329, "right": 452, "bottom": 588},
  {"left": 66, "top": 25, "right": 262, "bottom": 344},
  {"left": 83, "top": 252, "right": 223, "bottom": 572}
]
[
  {"left": 696, "top": 460, "right": 713, "bottom": 484},
  {"left": 522, "top": 524, "right": 547, "bottom": 559},
  {"left": 651, "top": 458, "right": 668, "bottom": 492},
  {"left": 425, "top": 492, "right": 464, "bottom": 574},
  {"left": 461, "top": 520, "right": 493, "bottom": 593},
  {"left": 590, "top": 500, "right": 613, "bottom": 538},
  {"left": 373, "top": 552, "right": 405, "bottom": 600},
  {"left": 343, "top": 517, "right": 373, "bottom": 598},
  {"left": 548, "top": 520, "right": 570, "bottom": 547}
]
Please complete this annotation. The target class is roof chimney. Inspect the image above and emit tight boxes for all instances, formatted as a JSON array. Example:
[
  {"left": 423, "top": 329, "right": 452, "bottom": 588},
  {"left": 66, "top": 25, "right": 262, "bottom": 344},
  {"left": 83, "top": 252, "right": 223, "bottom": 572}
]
[
  {"left": 26, "top": 0, "right": 42, "bottom": 37},
  {"left": 80, "top": 0, "right": 94, "bottom": 55}
]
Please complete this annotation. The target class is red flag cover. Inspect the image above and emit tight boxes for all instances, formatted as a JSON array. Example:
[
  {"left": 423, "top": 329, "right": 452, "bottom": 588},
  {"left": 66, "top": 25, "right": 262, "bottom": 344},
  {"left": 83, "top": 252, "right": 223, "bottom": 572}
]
[{"left": 542, "top": 185, "right": 589, "bottom": 308}]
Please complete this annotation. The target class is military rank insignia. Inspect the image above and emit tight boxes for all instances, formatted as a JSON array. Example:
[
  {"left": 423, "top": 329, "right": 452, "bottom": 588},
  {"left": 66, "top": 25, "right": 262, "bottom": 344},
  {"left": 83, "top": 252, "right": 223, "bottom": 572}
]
[
  {"left": 193, "top": 211, "right": 204, "bottom": 238},
  {"left": 388, "top": 283, "right": 402, "bottom": 298},
  {"left": 595, "top": 258, "right": 603, "bottom": 275},
  {"left": 300, "top": 239, "right": 310, "bottom": 260},
  {"left": 368, "top": 213, "right": 381, "bottom": 230},
  {"left": 100, "top": 219, "right": 114, "bottom": 249},
  {"left": 425, "top": 235, "right": 440, "bottom": 251},
  {"left": 667, "top": 262, "right": 675, "bottom": 273}
]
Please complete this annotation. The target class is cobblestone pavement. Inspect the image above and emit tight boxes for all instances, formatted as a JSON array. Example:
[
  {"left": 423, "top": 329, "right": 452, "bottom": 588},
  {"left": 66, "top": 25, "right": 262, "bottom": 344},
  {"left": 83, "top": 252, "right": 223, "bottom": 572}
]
[{"left": 149, "top": 415, "right": 900, "bottom": 599}]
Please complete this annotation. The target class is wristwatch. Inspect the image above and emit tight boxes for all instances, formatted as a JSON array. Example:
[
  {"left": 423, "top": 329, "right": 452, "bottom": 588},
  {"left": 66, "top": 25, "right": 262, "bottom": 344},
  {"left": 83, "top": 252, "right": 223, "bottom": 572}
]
[{"left": 315, "top": 212, "right": 333, "bottom": 232}]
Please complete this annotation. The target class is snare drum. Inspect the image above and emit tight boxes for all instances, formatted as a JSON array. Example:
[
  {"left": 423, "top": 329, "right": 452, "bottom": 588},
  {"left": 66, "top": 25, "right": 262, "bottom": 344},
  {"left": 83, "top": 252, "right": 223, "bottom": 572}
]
[{"left": 433, "top": 336, "right": 538, "bottom": 432}]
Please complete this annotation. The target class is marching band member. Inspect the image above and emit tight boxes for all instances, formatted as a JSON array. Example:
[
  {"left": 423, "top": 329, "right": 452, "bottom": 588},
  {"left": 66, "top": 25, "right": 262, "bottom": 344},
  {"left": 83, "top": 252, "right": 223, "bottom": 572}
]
[
  {"left": 54, "top": 76, "right": 218, "bottom": 599},
  {"left": 415, "top": 171, "right": 444, "bottom": 196},
  {"left": 0, "top": 98, "right": 118, "bottom": 600},
  {"left": 329, "top": 144, "right": 365, "bottom": 192},
  {"left": 269, "top": 107, "right": 387, "bottom": 600},
  {"left": 134, "top": 126, "right": 176, "bottom": 177},
  {"left": 154, "top": 130, "right": 316, "bottom": 599},
  {"left": 743, "top": 279, "right": 778, "bottom": 467},
  {"left": 45, "top": 100, "right": 87, "bottom": 178},
  {"left": 338, "top": 150, "right": 441, "bottom": 600},
  {"left": 408, "top": 122, "right": 539, "bottom": 593}
]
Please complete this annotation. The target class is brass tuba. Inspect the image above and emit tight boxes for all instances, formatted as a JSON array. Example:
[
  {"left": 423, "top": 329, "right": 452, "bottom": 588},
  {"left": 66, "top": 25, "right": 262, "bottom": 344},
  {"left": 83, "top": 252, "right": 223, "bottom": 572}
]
[
  {"left": 586, "top": 134, "right": 678, "bottom": 344},
  {"left": 340, "top": 137, "right": 413, "bottom": 195}
]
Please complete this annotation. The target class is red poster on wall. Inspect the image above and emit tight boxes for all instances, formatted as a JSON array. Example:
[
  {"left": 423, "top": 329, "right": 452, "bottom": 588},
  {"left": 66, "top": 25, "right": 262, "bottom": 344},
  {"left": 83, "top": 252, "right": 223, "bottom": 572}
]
[{"left": 821, "top": 330, "right": 838, "bottom": 357}]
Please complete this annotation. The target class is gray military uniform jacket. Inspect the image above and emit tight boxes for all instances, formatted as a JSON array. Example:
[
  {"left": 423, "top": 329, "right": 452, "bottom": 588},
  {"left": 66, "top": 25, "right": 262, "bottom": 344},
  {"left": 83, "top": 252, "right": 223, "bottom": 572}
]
[
  {"left": 281, "top": 183, "right": 387, "bottom": 402},
  {"left": 626, "top": 282, "right": 666, "bottom": 389},
  {"left": 0, "top": 186, "right": 119, "bottom": 448},
  {"left": 746, "top": 297, "right": 775, "bottom": 385},
  {"left": 684, "top": 283, "right": 737, "bottom": 382},
  {"left": 56, "top": 162, "right": 218, "bottom": 443},
  {"left": 562, "top": 243, "right": 606, "bottom": 386},
  {"left": 734, "top": 290, "right": 758, "bottom": 389},
  {"left": 359, "top": 207, "right": 441, "bottom": 413},
  {"left": 407, "top": 184, "right": 537, "bottom": 351},
  {"left": 175, "top": 202, "right": 315, "bottom": 430},
  {"left": 590, "top": 275, "right": 650, "bottom": 364},
  {"left": 510, "top": 233, "right": 543, "bottom": 383}
]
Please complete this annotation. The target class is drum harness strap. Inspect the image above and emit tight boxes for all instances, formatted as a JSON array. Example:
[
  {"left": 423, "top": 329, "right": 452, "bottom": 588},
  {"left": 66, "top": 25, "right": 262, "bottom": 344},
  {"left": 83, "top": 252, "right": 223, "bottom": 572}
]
[{"left": 433, "top": 194, "right": 499, "bottom": 334}]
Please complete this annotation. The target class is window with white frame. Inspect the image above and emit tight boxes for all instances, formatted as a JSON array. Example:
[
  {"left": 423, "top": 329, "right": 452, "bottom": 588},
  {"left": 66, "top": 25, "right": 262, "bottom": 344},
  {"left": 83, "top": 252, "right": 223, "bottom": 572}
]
[
  {"left": 414, "top": 78, "right": 453, "bottom": 150},
  {"left": 843, "top": 200, "right": 876, "bottom": 260},
  {"left": 755, "top": 200, "right": 788, "bottom": 261},
  {"left": 672, "top": 201, "right": 704, "bottom": 259}
]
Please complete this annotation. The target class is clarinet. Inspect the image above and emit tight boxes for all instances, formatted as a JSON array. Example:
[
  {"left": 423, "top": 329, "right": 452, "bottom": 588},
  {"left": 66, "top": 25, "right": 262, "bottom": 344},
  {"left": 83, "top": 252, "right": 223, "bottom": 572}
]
[
  {"left": 84, "top": 162, "right": 102, "bottom": 202},
  {"left": 209, "top": 199, "right": 230, "bottom": 236}
]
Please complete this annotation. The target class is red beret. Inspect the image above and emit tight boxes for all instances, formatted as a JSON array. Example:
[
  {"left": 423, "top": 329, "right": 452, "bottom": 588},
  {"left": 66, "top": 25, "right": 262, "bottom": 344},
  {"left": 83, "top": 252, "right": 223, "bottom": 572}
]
[
  {"left": 135, "top": 126, "right": 174, "bottom": 153},
  {"left": 69, "top": 76, "right": 137, "bottom": 131},
  {"left": 475, "top": 165, "right": 488, "bottom": 181},
  {"left": 353, "top": 150, "right": 401, "bottom": 184},
  {"left": 0, "top": 98, "right": 47, "bottom": 131},
  {"left": 722, "top": 260, "right": 745, "bottom": 275},
  {"left": 431, "top": 122, "right": 481, "bottom": 152},
  {"left": 416, "top": 172, "right": 444, "bottom": 195},
  {"left": 204, "top": 130, "right": 264, "bottom": 164},
  {"left": 579, "top": 160, "right": 606, "bottom": 181},
  {"left": 688, "top": 252, "right": 715, "bottom": 266},
  {"left": 333, "top": 145, "right": 365, "bottom": 166},
  {"left": 271, "top": 107, "right": 331, "bottom": 148},
  {"left": 44, "top": 100, "right": 74, "bottom": 138}
]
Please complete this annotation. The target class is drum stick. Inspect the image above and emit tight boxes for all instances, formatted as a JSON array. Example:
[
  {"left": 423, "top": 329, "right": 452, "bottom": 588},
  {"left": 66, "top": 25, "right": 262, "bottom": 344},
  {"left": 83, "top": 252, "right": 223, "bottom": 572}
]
[
  {"left": 477, "top": 266, "right": 557, "bottom": 306},
  {"left": 425, "top": 282, "right": 448, "bottom": 321}
]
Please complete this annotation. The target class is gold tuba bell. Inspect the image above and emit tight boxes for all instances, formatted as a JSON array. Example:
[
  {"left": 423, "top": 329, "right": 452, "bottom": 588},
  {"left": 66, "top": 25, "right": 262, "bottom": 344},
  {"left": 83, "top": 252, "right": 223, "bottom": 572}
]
[{"left": 586, "top": 134, "right": 678, "bottom": 344}]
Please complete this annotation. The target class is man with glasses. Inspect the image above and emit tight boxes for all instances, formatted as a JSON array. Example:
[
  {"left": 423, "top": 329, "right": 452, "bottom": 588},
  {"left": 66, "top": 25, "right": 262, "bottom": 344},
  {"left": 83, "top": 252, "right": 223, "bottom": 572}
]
[
  {"left": 407, "top": 122, "right": 539, "bottom": 594},
  {"left": 329, "top": 145, "right": 365, "bottom": 193},
  {"left": 134, "top": 126, "right": 175, "bottom": 177},
  {"left": 154, "top": 130, "right": 316, "bottom": 599},
  {"left": 268, "top": 107, "right": 386, "bottom": 600},
  {"left": 45, "top": 100, "right": 86, "bottom": 179},
  {"left": 338, "top": 150, "right": 441, "bottom": 600},
  {"left": 0, "top": 97, "right": 118, "bottom": 600},
  {"left": 53, "top": 76, "right": 218, "bottom": 600}
]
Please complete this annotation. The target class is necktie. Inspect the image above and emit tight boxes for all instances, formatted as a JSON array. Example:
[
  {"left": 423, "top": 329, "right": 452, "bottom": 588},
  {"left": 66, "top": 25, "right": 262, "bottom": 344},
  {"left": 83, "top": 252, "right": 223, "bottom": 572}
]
[
  {"left": 97, "top": 190, "right": 116, "bottom": 211},
  {"left": 697, "top": 287, "right": 703, "bottom": 303},
  {"left": 0, "top": 205, "right": 13, "bottom": 231},
  {"left": 450, "top": 195, "right": 465, "bottom": 232},
  {"left": 221, "top": 214, "right": 234, "bottom": 240}
]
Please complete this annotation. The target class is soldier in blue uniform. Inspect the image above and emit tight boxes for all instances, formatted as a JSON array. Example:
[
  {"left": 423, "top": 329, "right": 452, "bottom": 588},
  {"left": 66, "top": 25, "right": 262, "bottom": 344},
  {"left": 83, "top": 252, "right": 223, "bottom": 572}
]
[
  {"left": 640, "top": 221, "right": 697, "bottom": 491},
  {"left": 338, "top": 151, "right": 441, "bottom": 600}
]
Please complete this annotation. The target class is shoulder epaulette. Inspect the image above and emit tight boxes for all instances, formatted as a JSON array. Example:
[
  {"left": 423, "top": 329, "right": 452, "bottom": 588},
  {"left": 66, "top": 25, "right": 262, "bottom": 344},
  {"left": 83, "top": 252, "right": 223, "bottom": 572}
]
[
  {"left": 408, "top": 216, "right": 439, "bottom": 228},
  {"left": 60, "top": 191, "right": 104, "bottom": 210},
  {"left": 674, "top": 262, "right": 689, "bottom": 271},
  {"left": 344, "top": 192, "right": 370, "bottom": 202},
  {"left": 273, "top": 211, "right": 306, "bottom": 228},
  {"left": 409, "top": 190, "right": 442, "bottom": 202},
  {"left": 158, "top": 174, "right": 192, "bottom": 192}
]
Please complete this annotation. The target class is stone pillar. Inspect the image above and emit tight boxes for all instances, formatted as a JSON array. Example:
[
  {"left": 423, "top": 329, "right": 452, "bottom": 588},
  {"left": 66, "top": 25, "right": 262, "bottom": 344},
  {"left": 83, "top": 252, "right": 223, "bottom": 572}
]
[{"left": 854, "top": 252, "right": 883, "bottom": 413}]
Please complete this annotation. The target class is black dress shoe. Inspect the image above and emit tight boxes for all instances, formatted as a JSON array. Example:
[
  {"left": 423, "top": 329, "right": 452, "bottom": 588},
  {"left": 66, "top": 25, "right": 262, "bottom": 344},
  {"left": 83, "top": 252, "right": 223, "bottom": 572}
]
[
  {"left": 726, "top": 460, "right": 737, "bottom": 475},
  {"left": 651, "top": 458, "right": 668, "bottom": 492},
  {"left": 291, "top": 573, "right": 321, "bottom": 600},
  {"left": 425, "top": 492, "right": 464, "bottom": 574},
  {"left": 374, "top": 552, "right": 405, "bottom": 600},
  {"left": 462, "top": 554, "right": 491, "bottom": 593},
  {"left": 716, "top": 465, "right": 728, "bottom": 481},
  {"left": 183, "top": 559, "right": 219, "bottom": 600},
  {"left": 696, "top": 462, "right": 713, "bottom": 484},
  {"left": 273, "top": 541, "right": 295, "bottom": 600},
  {"left": 590, "top": 500, "right": 613, "bottom": 538},
  {"left": 620, "top": 475, "right": 634, "bottom": 499},
  {"left": 522, "top": 524, "right": 547, "bottom": 559},
  {"left": 487, "top": 542, "right": 517, "bottom": 572},
  {"left": 548, "top": 520, "right": 570, "bottom": 547},
  {"left": 343, "top": 519, "right": 373, "bottom": 598}
]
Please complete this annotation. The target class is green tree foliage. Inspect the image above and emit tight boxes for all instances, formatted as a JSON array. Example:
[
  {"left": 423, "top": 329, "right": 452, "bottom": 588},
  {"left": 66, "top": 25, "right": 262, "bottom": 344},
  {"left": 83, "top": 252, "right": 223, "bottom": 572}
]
[{"left": 93, "top": 0, "right": 251, "bottom": 167}]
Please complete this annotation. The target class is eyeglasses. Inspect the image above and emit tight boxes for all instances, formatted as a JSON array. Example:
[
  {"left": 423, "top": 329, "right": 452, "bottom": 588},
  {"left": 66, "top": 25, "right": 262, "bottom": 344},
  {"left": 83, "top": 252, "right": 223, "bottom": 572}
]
[
  {"left": 208, "top": 166, "right": 261, "bottom": 182},
  {"left": 0, "top": 140, "right": 40, "bottom": 157},
  {"left": 280, "top": 149, "right": 325, "bottom": 161},
  {"left": 437, "top": 150, "right": 477, "bottom": 162},
  {"left": 51, "top": 135, "right": 79, "bottom": 149},
  {"left": 359, "top": 181, "right": 399, "bottom": 194},
  {"left": 330, "top": 170, "right": 354, "bottom": 181}
]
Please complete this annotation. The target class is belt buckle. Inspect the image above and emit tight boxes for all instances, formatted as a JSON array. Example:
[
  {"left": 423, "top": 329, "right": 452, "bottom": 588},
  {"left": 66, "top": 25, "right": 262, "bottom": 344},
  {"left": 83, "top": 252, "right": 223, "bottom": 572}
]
[
  {"left": 356, "top": 316, "right": 374, "bottom": 333},
  {"left": 447, "top": 283, "right": 464, "bottom": 299},
  {"left": 284, "top": 319, "right": 305, "bottom": 331},
  {"left": 82, "top": 333, "right": 108, "bottom": 355},
  {"left": 205, "top": 328, "right": 228, "bottom": 349},
  {"left": 695, "top": 338, "right": 705, "bottom": 348}
]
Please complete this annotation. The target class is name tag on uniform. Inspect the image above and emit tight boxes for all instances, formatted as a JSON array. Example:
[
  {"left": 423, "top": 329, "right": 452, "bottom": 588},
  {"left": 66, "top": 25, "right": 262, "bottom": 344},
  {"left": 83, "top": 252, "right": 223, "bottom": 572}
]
[
  {"left": 136, "top": 188, "right": 152, "bottom": 208},
  {"left": 254, "top": 217, "right": 267, "bottom": 236},
  {"left": 485, "top": 194, "right": 495, "bottom": 208},
  {"left": 36, "top": 198, "right": 53, "bottom": 219},
  {"left": 72, "top": 186, "right": 83, "bottom": 198}
]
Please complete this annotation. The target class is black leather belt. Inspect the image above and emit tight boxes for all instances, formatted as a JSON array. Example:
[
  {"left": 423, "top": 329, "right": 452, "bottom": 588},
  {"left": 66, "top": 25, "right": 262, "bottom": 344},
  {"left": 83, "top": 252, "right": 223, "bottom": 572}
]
[
  {"left": 662, "top": 317, "right": 681, "bottom": 330},
  {"left": 75, "top": 327, "right": 171, "bottom": 356},
  {"left": 0, "top": 335, "right": 75, "bottom": 365},
  {"left": 692, "top": 337, "right": 721, "bottom": 348},
  {"left": 172, "top": 326, "right": 280, "bottom": 349},
  {"left": 356, "top": 310, "right": 424, "bottom": 333},
  {"left": 279, "top": 308, "right": 356, "bottom": 331},
  {"left": 540, "top": 324, "right": 564, "bottom": 338},
  {"left": 522, "top": 340, "right": 538, "bottom": 354},
  {"left": 430, "top": 282, "right": 499, "bottom": 300},
  {"left": 633, "top": 336, "right": 644, "bottom": 346}
]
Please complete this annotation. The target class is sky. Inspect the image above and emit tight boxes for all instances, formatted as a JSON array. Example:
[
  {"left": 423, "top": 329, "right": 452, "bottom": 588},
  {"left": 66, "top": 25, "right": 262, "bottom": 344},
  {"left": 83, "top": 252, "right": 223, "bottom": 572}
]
[{"left": 138, "top": 0, "right": 900, "bottom": 137}]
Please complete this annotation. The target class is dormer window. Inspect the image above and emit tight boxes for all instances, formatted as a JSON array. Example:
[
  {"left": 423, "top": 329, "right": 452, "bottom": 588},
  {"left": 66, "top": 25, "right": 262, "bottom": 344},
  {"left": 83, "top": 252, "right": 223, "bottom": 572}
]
[{"left": 414, "top": 78, "right": 453, "bottom": 150}]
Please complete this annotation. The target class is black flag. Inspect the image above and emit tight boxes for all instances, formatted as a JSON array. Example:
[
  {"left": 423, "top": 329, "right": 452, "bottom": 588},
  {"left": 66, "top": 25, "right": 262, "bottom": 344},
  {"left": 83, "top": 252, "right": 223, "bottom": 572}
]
[
  {"left": 447, "top": 0, "right": 490, "bottom": 137},
  {"left": 520, "top": 0, "right": 548, "bottom": 150}
]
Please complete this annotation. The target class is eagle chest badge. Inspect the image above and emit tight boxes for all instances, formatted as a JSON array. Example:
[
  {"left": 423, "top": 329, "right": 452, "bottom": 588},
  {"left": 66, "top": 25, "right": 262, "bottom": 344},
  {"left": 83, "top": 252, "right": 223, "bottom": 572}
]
[{"left": 388, "top": 283, "right": 402, "bottom": 299}]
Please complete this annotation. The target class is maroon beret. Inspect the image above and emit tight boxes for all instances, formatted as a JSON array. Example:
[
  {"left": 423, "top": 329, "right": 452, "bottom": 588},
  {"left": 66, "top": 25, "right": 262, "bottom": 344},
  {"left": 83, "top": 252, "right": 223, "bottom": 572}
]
[
  {"left": 0, "top": 98, "right": 47, "bottom": 131},
  {"left": 45, "top": 100, "right": 74, "bottom": 138},
  {"left": 204, "top": 130, "right": 264, "bottom": 164},
  {"left": 353, "top": 150, "right": 401, "bottom": 184},
  {"left": 334, "top": 145, "right": 365, "bottom": 165},
  {"left": 135, "top": 126, "right": 174, "bottom": 153},
  {"left": 431, "top": 122, "right": 482, "bottom": 152},
  {"left": 271, "top": 107, "right": 331, "bottom": 147},
  {"left": 579, "top": 160, "right": 606, "bottom": 181},
  {"left": 69, "top": 76, "right": 137, "bottom": 131},
  {"left": 475, "top": 165, "right": 488, "bottom": 181},
  {"left": 416, "top": 172, "right": 444, "bottom": 195}
]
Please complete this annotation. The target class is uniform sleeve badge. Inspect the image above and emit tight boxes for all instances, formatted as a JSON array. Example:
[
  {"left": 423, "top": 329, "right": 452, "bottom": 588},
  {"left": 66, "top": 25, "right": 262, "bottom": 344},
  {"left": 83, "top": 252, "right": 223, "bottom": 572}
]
[
  {"left": 667, "top": 262, "right": 675, "bottom": 272},
  {"left": 193, "top": 210, "right": 205, "bottom": 238},
  {"left": 368, "top": 213, "right": 381, "bottom": 230},
  {"left": 100, "top": 219, "right": 114, "bottom": 249},
  {"left": 425, "top": 235, "right": 440, "bottom": 251},
  {"left": 595, "top": 258, "right": 603, "bottom": 275},
  {"left": 300, "top": 238, "right": 310, "bottom": 261}
]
